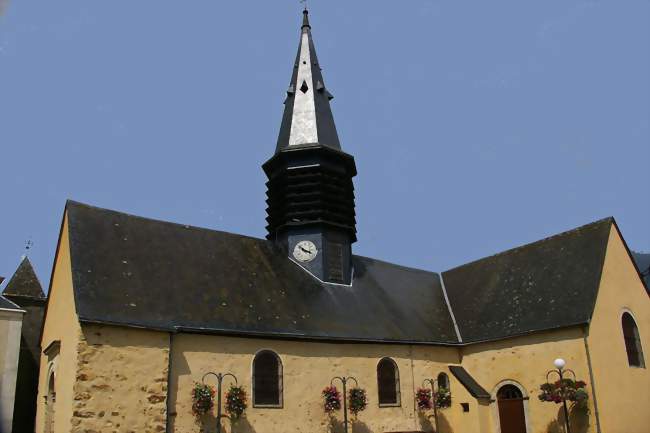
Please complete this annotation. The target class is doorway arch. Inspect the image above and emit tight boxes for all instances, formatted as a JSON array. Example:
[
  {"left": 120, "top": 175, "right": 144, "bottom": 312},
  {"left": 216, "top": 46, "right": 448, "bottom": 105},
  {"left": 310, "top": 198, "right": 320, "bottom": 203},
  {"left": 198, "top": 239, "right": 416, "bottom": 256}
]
[{"left": 491, "top": 380, "right": 530, "bottom": 433}]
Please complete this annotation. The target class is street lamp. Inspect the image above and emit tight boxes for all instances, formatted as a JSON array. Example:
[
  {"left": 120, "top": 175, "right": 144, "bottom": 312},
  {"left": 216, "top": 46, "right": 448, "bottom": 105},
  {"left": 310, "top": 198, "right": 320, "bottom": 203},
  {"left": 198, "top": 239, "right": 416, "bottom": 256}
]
[
  {"left": 330, "top": 376, "right": 359, "bottom": 433},
  {"left": 546, "top": 358, "right": 575, "bottom": 433},
  {"left": 422, "top": 378, "right": 440, "bottom": 433},
  {"left": 202, "top": 371, "right": 238, "bottom": 433}
]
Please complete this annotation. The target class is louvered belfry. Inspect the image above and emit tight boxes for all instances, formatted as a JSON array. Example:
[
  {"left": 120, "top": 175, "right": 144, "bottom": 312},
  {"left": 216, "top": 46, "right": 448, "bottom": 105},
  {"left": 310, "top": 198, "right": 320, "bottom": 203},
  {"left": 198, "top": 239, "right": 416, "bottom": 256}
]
[{"left": 263, "top": 9, "right": 356, "bottom": 284}]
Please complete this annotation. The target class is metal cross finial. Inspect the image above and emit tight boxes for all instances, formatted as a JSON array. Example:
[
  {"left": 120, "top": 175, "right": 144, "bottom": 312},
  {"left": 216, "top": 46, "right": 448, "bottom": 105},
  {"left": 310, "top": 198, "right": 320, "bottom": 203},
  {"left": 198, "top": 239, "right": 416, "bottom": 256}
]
[
  {"left": 25, "top": 239, "right": 33, "bottom": 252},
  {"left": 300, "top": 0, "right": 307, "bottom": 11}
]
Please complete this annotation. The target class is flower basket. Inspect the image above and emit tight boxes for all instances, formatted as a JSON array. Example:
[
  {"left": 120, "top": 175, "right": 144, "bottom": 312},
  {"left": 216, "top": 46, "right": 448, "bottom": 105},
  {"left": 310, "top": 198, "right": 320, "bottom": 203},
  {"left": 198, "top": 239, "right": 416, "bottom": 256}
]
[
  {"left": 225, "top": 385, "right": 248, "bottom": 419},
  {"left": 322, "top": 386, "right": 341, "bottom": 413},
  {"left": 348, "top": 387, "right": 367, "bottom": 416},
  {"left": 191, "top": 382, "right": 215, "bottom": 416},
  {"left": 435, "top": 387, "right": 451, "bottom": 409},
  {"left": 416, "top": 388, "right": 433, "bottom": 411},
  {"left": 538, "top": 379, "right": 588, "bottom": 408}
]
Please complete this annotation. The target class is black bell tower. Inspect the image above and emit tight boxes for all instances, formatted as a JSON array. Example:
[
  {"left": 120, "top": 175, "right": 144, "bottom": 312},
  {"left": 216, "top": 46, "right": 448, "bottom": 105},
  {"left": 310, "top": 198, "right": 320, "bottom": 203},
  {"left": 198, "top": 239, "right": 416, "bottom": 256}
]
[{"left": 263, "top": 9, "right": 356, "bottom": 284}]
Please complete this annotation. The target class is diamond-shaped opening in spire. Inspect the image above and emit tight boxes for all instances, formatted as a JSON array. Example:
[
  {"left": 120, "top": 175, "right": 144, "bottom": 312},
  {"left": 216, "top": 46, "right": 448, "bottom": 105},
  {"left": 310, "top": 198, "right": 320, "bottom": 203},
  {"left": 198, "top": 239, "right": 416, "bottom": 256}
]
[{"left": 300, "top": 80, "right": 309, "bottom": 94}]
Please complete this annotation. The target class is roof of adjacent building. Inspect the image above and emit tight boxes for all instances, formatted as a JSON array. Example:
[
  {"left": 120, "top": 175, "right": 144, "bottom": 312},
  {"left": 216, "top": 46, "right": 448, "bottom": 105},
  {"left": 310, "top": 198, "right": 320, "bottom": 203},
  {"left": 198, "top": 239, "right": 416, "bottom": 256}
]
[
  {"left": 632, "top": 251, "right": 650, "bottom": 290},
  {"left": 442, "top": 218, "right": 613, "bottom": 343},
  {"left": 448, "top": 366, "right": 491, "bottom": 399},
  {"left": 0, "top": 294, "right": 23, "bottom": 311},
  {"left": 61, "top": 200, "right": 619, "bottom": 345},
  {"left": 2, "top": 256, "right": 45, "bottom": 299}
]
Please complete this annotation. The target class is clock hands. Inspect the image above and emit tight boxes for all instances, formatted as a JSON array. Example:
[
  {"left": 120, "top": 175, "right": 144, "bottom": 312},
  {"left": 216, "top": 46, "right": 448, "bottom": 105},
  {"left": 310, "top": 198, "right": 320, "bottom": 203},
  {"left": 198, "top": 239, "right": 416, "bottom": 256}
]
[{"left": 300, "top": 246, "right": 313, "bottom": 254}]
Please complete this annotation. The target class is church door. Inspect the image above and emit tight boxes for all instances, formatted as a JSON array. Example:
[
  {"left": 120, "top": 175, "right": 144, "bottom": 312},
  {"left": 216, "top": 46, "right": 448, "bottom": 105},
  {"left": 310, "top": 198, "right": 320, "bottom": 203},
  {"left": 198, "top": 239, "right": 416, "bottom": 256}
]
[{"left": 497, "top": 384, "right": 527, "bottom": 433}]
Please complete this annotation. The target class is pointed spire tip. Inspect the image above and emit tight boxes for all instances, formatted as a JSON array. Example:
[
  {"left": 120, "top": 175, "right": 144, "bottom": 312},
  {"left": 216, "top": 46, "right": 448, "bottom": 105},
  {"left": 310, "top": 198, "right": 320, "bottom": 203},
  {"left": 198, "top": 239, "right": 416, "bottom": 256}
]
[{"left": 301, "top": 7, "right": 311, "bottom": 30}]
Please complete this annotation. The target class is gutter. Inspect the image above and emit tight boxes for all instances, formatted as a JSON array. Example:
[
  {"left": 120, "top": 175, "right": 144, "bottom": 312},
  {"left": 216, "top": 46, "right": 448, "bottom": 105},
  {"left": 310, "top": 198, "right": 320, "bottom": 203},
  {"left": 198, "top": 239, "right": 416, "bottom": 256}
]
[{"left": 78, "top": 318, "right": 591, "bottom": 348}]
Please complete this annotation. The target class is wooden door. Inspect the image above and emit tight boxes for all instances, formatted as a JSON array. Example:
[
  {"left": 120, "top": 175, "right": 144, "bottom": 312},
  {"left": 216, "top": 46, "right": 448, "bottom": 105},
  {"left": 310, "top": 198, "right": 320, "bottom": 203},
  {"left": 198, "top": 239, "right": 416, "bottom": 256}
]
[{"left": 497, "top": 384, "right": 527, "bottom": 433}]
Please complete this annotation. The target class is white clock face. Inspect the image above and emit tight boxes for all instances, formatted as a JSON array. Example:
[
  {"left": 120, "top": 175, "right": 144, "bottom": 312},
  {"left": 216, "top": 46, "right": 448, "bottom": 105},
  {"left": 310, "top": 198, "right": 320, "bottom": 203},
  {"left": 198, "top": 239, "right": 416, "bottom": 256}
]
[{"left": 292, "top": 240, "right": 318, "bottom": 263}]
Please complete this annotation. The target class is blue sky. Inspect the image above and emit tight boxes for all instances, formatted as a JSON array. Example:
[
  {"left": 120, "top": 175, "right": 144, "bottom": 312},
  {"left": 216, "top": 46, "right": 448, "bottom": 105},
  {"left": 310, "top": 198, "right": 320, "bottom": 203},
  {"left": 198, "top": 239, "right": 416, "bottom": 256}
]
[{"left": 1, "top": 1, "right": 648, "bottom": 288}]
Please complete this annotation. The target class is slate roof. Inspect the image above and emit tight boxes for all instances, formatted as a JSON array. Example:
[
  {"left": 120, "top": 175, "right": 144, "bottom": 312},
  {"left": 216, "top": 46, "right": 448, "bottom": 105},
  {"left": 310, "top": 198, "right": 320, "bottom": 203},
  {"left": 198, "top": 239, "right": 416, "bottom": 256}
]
[
  {"left": 442, "top": 218, "right": 613, "bottom": 343},
  {"left": 66, "top": 201, "right": 457, "bottom": 343},
  {"left": 2, "top": 257, "right": 45, "bottom": 299},
  {"left": 63, "top": 200, "right": 617, "bottom": 345},
  {"left": 0, "top": 295, "right": 23, "bottom": 311},
  {"left": 448, "top": 366, "right": 490, "bottom": 399},
  {"left": 632, "top": 252, "right": 650, "bottom": 290}
]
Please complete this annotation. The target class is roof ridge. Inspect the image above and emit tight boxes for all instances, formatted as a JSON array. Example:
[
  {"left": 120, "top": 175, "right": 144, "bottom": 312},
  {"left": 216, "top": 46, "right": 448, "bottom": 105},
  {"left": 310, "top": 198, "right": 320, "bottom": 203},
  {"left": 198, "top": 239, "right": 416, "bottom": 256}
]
[
  {"left": 66, "top": 199, "right": 270, "bottom": 244},
  {"left": 443, "top": 217, "right": 614, "bottom": 273},
  {"left": 67, "top": 200, "right": 444, "bottom": 275}
]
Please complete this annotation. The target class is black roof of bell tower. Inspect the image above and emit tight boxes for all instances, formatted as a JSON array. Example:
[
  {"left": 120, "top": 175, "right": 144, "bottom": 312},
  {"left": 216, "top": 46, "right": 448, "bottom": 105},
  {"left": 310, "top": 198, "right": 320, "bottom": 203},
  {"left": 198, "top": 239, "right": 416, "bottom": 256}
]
[{"left": 275, "top": 9, "right": 341, "bottom": 153}]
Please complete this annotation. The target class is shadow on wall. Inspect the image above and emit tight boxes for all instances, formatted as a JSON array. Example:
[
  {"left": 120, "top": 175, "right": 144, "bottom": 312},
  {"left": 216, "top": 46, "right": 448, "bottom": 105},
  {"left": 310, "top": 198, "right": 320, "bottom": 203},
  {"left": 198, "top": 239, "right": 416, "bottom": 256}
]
[
  {"left": 195, "top": 413, "right": 258, "bottom": 433},
  {"left": 417, "top": 411, "right": 435, "bottom": 432},
  {"left": 545, "top": 405, "right": 589, "bottom": 433},
  {"left": 351, "top": 419, "right": 372, "bottom": 433},
  {"left": 231, "top": 416, "right": 257, "bottom": 433},
  {"left": 327, "top": 417, "right": 372, "bottom": 433},
  {"left": 416, "top": 411, "right": 453, "bottom": 433},
  {"left": 437, "top": 412, "right": 454, "bottom": 433}
]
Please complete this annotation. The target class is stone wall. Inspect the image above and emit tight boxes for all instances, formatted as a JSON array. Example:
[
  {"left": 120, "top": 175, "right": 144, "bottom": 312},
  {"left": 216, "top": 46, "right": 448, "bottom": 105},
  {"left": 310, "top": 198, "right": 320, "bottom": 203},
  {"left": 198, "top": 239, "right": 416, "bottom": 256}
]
[{"left": 71, "top": 324, "right": 169, "bottom": 433}]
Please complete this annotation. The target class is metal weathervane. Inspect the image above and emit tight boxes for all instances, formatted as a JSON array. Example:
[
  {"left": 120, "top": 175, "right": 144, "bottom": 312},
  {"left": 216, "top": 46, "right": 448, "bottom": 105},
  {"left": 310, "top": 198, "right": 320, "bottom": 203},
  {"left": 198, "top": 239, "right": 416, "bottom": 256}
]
[{"left": 22, "top": 238, "right": 33, "bottom": 259}]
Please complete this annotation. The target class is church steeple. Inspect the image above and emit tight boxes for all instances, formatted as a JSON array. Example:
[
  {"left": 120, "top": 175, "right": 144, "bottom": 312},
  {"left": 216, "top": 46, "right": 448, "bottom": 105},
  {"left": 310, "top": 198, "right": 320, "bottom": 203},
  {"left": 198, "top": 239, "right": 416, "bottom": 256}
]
[
  {"left": 263, "top": 9, "right": 357, "bottom": 285},
  {"left": 276, "top": 8, "right": 340, "bottom": 153}
]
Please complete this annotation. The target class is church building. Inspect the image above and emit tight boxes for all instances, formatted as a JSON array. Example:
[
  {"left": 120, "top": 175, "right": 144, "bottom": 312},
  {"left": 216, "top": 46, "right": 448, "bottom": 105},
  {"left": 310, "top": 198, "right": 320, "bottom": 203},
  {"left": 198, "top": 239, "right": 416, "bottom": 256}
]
[{"left": 35, "top": 9, "right": 648, "bottom": 433}]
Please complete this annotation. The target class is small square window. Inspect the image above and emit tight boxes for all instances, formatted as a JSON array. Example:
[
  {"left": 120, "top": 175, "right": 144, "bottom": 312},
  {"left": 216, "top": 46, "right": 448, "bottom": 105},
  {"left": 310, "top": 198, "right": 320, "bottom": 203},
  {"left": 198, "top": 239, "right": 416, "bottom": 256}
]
[{"left": 461, "top": 402, "right": 470, "bottom": 412}]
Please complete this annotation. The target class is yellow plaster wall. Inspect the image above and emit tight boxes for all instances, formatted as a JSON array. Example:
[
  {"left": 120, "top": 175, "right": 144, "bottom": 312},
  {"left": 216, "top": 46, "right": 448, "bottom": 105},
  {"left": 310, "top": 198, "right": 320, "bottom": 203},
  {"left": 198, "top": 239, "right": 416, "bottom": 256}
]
[
  {"left": 35, "top": 213, "right": 82, "bottom": 433},
  {"left": 70, "top": 324, "right": 170, "bottom": 433},
  {"left": 460, "top": 327, "right": 596, "bottom": 433},
  {"left": 585, "top": 225, "right": 650, "bottom": 433},
  {"left": 168, "top": 334, "right": 472, "bottom": 433}
]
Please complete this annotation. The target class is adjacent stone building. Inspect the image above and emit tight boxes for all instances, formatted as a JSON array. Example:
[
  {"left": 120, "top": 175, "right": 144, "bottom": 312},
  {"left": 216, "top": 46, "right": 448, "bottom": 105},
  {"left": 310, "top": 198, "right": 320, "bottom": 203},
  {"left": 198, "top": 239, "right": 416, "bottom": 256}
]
[
  {"left": 0, "top": 293, "right": 24, "bottom": 433},
  {"left": 34, "top": 9, "right": 648, "bottom": 433},
  {"left": 2, "top": 257, "right": 47, "bottom": 433}
]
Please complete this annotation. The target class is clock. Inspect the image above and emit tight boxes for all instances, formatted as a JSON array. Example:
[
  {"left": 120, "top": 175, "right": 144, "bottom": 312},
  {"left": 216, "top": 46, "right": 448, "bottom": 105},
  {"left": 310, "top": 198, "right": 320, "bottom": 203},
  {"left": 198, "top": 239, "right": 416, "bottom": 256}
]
[{"left": 292, "top": 240, "right": 318, "bottom": 263}]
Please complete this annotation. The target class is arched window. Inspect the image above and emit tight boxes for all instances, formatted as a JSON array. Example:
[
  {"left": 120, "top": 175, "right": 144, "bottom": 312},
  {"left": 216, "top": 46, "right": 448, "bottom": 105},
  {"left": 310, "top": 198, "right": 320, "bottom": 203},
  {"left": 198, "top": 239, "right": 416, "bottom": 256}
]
[
  {"left": 622, "top": 312, "right": 645, "bottom": 368},
  {"left": 377, "top": 357, "right": 400, "bottom": 406},
  {"left": 437, "top": 372, "right": 450, "bottom": 391},
  {"left": 253, "top": 350, "right": 283, "bottom": 407}
]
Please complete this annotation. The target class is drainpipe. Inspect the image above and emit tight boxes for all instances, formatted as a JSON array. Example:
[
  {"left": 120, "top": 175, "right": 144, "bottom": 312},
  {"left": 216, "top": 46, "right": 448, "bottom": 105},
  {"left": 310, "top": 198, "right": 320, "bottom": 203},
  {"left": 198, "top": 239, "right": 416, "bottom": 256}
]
[
  {"left": 166, "top": 332, "right": 175, "bottom": 432},
  {"left": 582, "top": 326, "right": 602, "bottom": 433}
]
